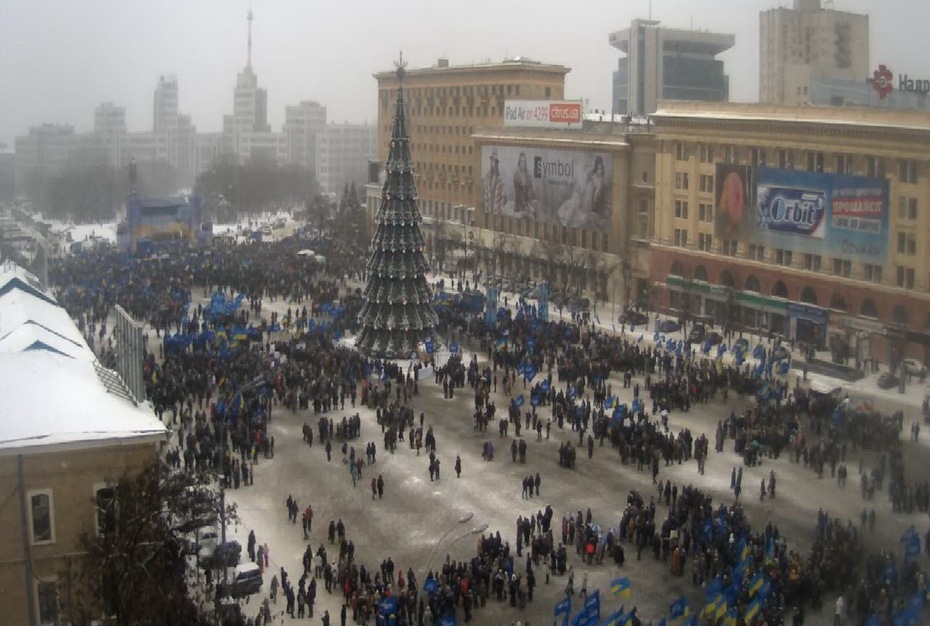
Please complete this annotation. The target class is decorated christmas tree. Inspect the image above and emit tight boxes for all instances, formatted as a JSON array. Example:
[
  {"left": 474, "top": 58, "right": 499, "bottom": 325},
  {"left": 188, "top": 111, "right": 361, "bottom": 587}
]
[{"left": 355, "top": 55, "right": 437, "bottom": 357}]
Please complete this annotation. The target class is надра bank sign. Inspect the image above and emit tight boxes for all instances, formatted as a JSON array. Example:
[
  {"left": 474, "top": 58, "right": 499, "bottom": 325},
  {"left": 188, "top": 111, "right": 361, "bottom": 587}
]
[
  {"left": 714, "top": 166, "right": 889, "bottom": 265},
  {"left": 504, "top": 100, "right": 583, "bottom": 129}
]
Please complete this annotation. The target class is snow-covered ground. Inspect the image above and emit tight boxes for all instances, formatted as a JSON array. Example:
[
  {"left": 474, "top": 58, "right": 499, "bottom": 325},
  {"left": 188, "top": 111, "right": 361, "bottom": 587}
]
[{"left": 166, "top": 281, "right": 930, "bottom": 626}]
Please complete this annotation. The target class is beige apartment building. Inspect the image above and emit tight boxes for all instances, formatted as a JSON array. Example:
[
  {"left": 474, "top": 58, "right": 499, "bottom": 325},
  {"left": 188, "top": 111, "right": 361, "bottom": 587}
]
[
  {"left": 371, "top": 58, "right": 570, "bottom": 223},
  {"left": 651, "top": 100, "right": 930, "bottom": 368}
]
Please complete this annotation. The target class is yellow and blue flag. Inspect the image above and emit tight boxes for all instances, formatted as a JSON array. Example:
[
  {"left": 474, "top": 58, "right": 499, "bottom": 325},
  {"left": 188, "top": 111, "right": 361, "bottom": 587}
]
[
  {"left": 745, "top": 598, "right": 762, "bottom": 622},
  {"left": 749, "top": 572, "right": 765, "bottom": 596},
  {"left": 669, "top": 596, "right": 689, "bottom": 619},
  {"left": 723, "top": 607, "right": 739, "bottom": 626},
  {"left": 703, "top": 595, "right": 723, "bottom": 617},
  {"left": 602, "top": 609, "right": 625, "bottom": 626},
  {"left": 611, "top": 576, "right": 632, "bottom": 598},
  {"left": 715, "top": 599, "right": 729, "bottom": 622}
]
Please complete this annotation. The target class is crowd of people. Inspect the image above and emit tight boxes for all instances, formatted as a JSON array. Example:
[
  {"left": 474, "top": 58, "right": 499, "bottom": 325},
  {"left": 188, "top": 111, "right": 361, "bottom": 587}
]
[{"left": 44, "top": 229, "right": 930, "bottom": 626}]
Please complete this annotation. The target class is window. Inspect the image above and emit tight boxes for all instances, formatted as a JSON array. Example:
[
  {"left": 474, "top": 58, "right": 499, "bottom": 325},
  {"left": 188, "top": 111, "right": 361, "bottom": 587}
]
[
  {"left": 748, "top": 244, "right": 765, "bottom": 261},
  {"left": 675, "top": 172, "right": 689, "bottom": 190},
  {"left": 775, "top": 249, "right": 793, "bottom": 267},
  {"left": 721, "top": 240, "right": 738, "bottom": 256},
  {"left": 699, "top": 144, "right": 714, "bottom": 163},
  {"left": 864, "top": 264, "right": 882, "bottom": 283},
  {"left": 899, "top": 197, "right": 918, "bottom": 220},
  {"left": 778, "top": 150, "right": 794, "bottom": 169},
  {"left": 833, "top": 258, "right": 851, "bottom": 277},
  {"left": 675, "top": 142, "right": 688, "bottom": 161},
  {"left": 896, "top": 266, "right": 916, "bottom": 289},
  {"left": 37, "top": 580, "right": 59, "bottom": 625},
  {"left": 897, "top": 232, "right": 916, "bottom": 255},
  {"left": 724, "top": 146, "right": 736, "bottom": 164},
  {"left": 697, "top": 233, "right": 713, "bottom": 251},
  {"left": 751, "top": 147, "right": 767, "bottom": 166},
  {"left": 699, "top": 175, "right": 714, "bottom": 193},
  {"left": 803, "top": 253, "right": 822, "bottom": 272},
  {"left": 29, "top": 490, "right": 53, "bottom": 544},
  {"left": 95, "top": 485, "right": 117, "bottom": 536},
  {"left": 698, "top": 203, "right": 714, "bottom": 223},
  {"left": 807, "top": 151, "right": 824, "bottom": 172},
  {"left": 867, "top": 156, "right": 886, "bottom": 179},
  {"left": 674, "top": 229, "right": 688, "bottom": 247},
  {"left": 899, "top": 160, "right": 918, "bottom": 184},
  {"left": 674, "top": 200, "right": 689, "bottom": 219},
  {"left": 835, "top": 154, "right": 852, "bottom": 174}
]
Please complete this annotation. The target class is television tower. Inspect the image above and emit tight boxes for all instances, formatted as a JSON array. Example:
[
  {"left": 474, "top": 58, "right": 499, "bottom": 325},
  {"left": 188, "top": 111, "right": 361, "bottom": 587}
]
[{"left": 246, "top": 7, "right": 253, "bottom": 70}]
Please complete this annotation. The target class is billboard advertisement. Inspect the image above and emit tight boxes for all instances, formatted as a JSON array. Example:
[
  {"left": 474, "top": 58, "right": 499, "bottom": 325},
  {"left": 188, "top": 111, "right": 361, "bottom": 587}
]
[
  {"left": 504, "top": 100, "right": 583, "bottom": 129},
  {"left": 714, "top": 166, "right": 888, "bottom": 264},
  {"left": 481, "top": 145, "right": 612, "bottom": 230}
]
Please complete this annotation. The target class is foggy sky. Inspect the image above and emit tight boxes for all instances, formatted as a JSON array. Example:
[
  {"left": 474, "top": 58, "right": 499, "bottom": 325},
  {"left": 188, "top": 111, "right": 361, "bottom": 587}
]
[{"left": 1, "top": 0, "right": 927, "bottom": 147}]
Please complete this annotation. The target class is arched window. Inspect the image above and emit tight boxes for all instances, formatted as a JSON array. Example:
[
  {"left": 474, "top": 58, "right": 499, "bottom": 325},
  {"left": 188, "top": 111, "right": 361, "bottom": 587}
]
[
  {"left": 670, "top": 260, "right": 684, "bottom": 277},
  {"left": 694, "top": 265, "right": 709, "bottom": 282},
  {"left": 860, "top": 298, "right": 878, "bottom": 318},
  {"left": 829, "top": 293, "right": 847, "bottom": 311},
  {"left": 772, "top": 281, "right": 788, "bottom": 298},
  {"left": 720, "top": 270, "right": 735, "bottom": 288},
  {"left": 892, "top": 305, "right": 908, "bottom": 326},
  {"left": 800, "top": 287, "right": 818, "bottom": 305},
  {"left": 744, "top": 275, "right": 761, "bottom": 292}
]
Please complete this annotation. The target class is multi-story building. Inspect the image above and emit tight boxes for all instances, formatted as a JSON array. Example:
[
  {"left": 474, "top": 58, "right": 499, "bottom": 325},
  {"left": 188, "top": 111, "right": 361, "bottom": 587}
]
[
  {"left": 760, "top": 0, "right": 869, "bottom": 106},
  {"left": 371, "top": 58, "right": 570, "bottom": 221},
  {"left": 193, "top": 132, "right": 224, "bottom": 180},
  {"left": 93, "top": 102, "right": 126, "bottom": 168},
  {"left": 153, "top": 75, "right": 179, "bottom": 134},
  {"left": 470, "top": 121, "right": 655, "bottom": 302},
  {"left": 124, "top": 131, "right": 169, "bottom": 165},
  {"left": 284, "top": 101, "right": 327, "bottom": 172},
  {"left": 13, "top": 124, "right": 77, "bottom": 197},
  {"left": 608, "top": 19, "right": 734, "bottom": 117},
  {"left": 315, "top": 122, "right": 377, "bottom": 195},
  {"left": 0, "top": 264, "right": 166, "bottom": 624},
  {"left": 651, "top": 100, "right": 930, "bottom": 368}
]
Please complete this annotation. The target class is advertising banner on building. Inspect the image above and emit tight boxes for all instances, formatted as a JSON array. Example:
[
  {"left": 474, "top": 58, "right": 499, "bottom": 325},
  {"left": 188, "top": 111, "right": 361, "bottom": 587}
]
[
  {"left": 504, "top": 100, "right": 583, "bottom": 129},
  {"left": 714, "top": 164, "right": 754, "bottom": 241},
  {"left": 480, "top": 145, "right": 612, "bottom": 230},
  {"left": 715, "top": 166, "right": 888, "bottom": 264}
]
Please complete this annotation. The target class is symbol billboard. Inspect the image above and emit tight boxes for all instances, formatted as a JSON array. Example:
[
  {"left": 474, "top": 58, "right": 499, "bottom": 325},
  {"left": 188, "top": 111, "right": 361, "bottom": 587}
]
[
  {"left": 715, "top": 166, "right": 888, "bottom": 264},
  {"left": 481, "top": 145, "right": 612, "bottom": 230}
]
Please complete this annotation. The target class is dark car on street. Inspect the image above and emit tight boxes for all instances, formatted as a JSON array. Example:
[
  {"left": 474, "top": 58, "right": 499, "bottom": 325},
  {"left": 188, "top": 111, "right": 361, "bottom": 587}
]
[
  {"left": 688, "top": 324, "right": 706, "bottom": 343},
  {"left": 659, "top": 320, "right": 681, "bottom": 333},
  {"left": 877, "top": 372, "right": 898, "bottom": 389},
  {"left": 618, "top": 309, "right": 648, "bottom": 326}
]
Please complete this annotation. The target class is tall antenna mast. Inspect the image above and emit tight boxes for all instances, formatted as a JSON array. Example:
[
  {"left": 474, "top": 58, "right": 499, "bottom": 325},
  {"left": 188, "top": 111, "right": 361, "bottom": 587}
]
[{"left": 247, "top": 7, "right": 253, "bottom": 69}]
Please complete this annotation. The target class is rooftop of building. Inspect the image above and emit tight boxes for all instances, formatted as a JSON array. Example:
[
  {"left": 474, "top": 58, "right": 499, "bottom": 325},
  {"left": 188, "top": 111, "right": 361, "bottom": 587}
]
[
  {"left": 651, "top": 100, "right": 930, "bottom": 134},
  {"left": 374, "top": 57, "right": 570, "bottom": 82},
  {"left": 609, "top": 20, "right": 735, "bottom": 55},
  {"left": 0, "top": 262, "right": 167, "bottom": 456},
  {"left": 472, "top": 125, "right": 635, "bottom": 150}
]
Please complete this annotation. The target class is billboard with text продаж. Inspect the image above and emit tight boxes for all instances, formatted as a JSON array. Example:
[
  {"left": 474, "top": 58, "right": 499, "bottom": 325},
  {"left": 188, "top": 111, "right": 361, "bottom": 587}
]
[
  {"left": 481, "top": 145, "right": 612, "bottom": 230},
  {"left": 753, "top": 168, "right": 888, "bottom": 264},
  {"left": 715, "top": 166, "right": 888, "bottom": 264},
  {"left": 504, "top": 100, "right": 583, "bottom": 129}
]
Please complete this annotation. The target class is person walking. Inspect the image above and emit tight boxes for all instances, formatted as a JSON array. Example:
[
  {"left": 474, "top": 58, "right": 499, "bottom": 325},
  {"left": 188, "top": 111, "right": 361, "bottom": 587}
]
[
  {"left": 377, "top": 474, "right": 384, "bottom": 499},
  {"left": 455, "top": 455, "right": 462, "bottom": 478}
]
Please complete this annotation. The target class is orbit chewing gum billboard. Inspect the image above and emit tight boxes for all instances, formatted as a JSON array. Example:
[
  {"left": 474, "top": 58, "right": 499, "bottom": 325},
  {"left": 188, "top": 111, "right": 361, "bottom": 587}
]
[{"left": 714, "top": 165, "right": 888, "bottom": 264}]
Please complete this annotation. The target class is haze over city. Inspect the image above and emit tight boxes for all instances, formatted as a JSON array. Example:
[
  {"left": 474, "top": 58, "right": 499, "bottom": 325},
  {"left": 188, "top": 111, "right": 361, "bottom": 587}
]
[{"left": 2, "top": 0, "right": 928, "bottom": 146}]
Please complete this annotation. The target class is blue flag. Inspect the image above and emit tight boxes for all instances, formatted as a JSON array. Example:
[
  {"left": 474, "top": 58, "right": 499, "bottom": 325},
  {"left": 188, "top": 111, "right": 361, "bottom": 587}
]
[
  {"left": 670, "top": 596, "right": 689, "bottom": 619},
  {"left": 554, "top": 596, "right": 572, "bottom": 626},
  {"left": 514, "top": 394, "right": 525, "bottom": 408}
]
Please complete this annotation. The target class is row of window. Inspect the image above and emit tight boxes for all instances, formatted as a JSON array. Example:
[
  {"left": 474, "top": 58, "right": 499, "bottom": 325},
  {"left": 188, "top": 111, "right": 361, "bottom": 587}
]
[
  {"left": 674, "top": 236, "right": 921, "bottom": 288},
  {"left": 674, "top": 142, "right": 919, "bottom": 183},
  {"left": 485, "top": 214, "right": 610, "bottom": 252},
  {"left": 28, "top": 485, "right": 117, "bottom": 546}
]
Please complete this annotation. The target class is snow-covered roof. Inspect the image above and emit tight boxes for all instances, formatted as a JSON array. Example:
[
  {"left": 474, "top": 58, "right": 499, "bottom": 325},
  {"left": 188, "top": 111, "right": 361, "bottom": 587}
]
[
  {"left": 0, "top": 263, "right": 167, "bottom": 455},
  {"left": 0, "top": 351, "right": 167, "bottom": 455}
]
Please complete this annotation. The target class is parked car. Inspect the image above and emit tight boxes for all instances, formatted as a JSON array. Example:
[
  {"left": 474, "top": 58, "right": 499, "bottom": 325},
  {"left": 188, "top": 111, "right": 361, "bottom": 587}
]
[
  {"left": 688, "top": 324, "right": 706, "bottom": 343},
  {"left": 618, "top": 309, "right": 648, "bottom": 326},
  {"left": 200, "top": 540, "right": 242, "bottom": 570},
  {"left": 219, "top": 562, "right": 264, "bottom": 598},
  {"left": 659, "top": 320, "right": 681, "bottom": 334},
  {"left": 705, "top": 331, "right": 723, "bottom": 345},
  {"left": 902, "top": 358, "right": 927, "bottom": 377},
  {"left": 773, "top": 346, "right": 791, "bottom": 361},
  {"left": 196, "top": 526, "right": 219, "bottom": 554},
  {"left": 877, "top": 372, "right": 898, "bottom": 389}
]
